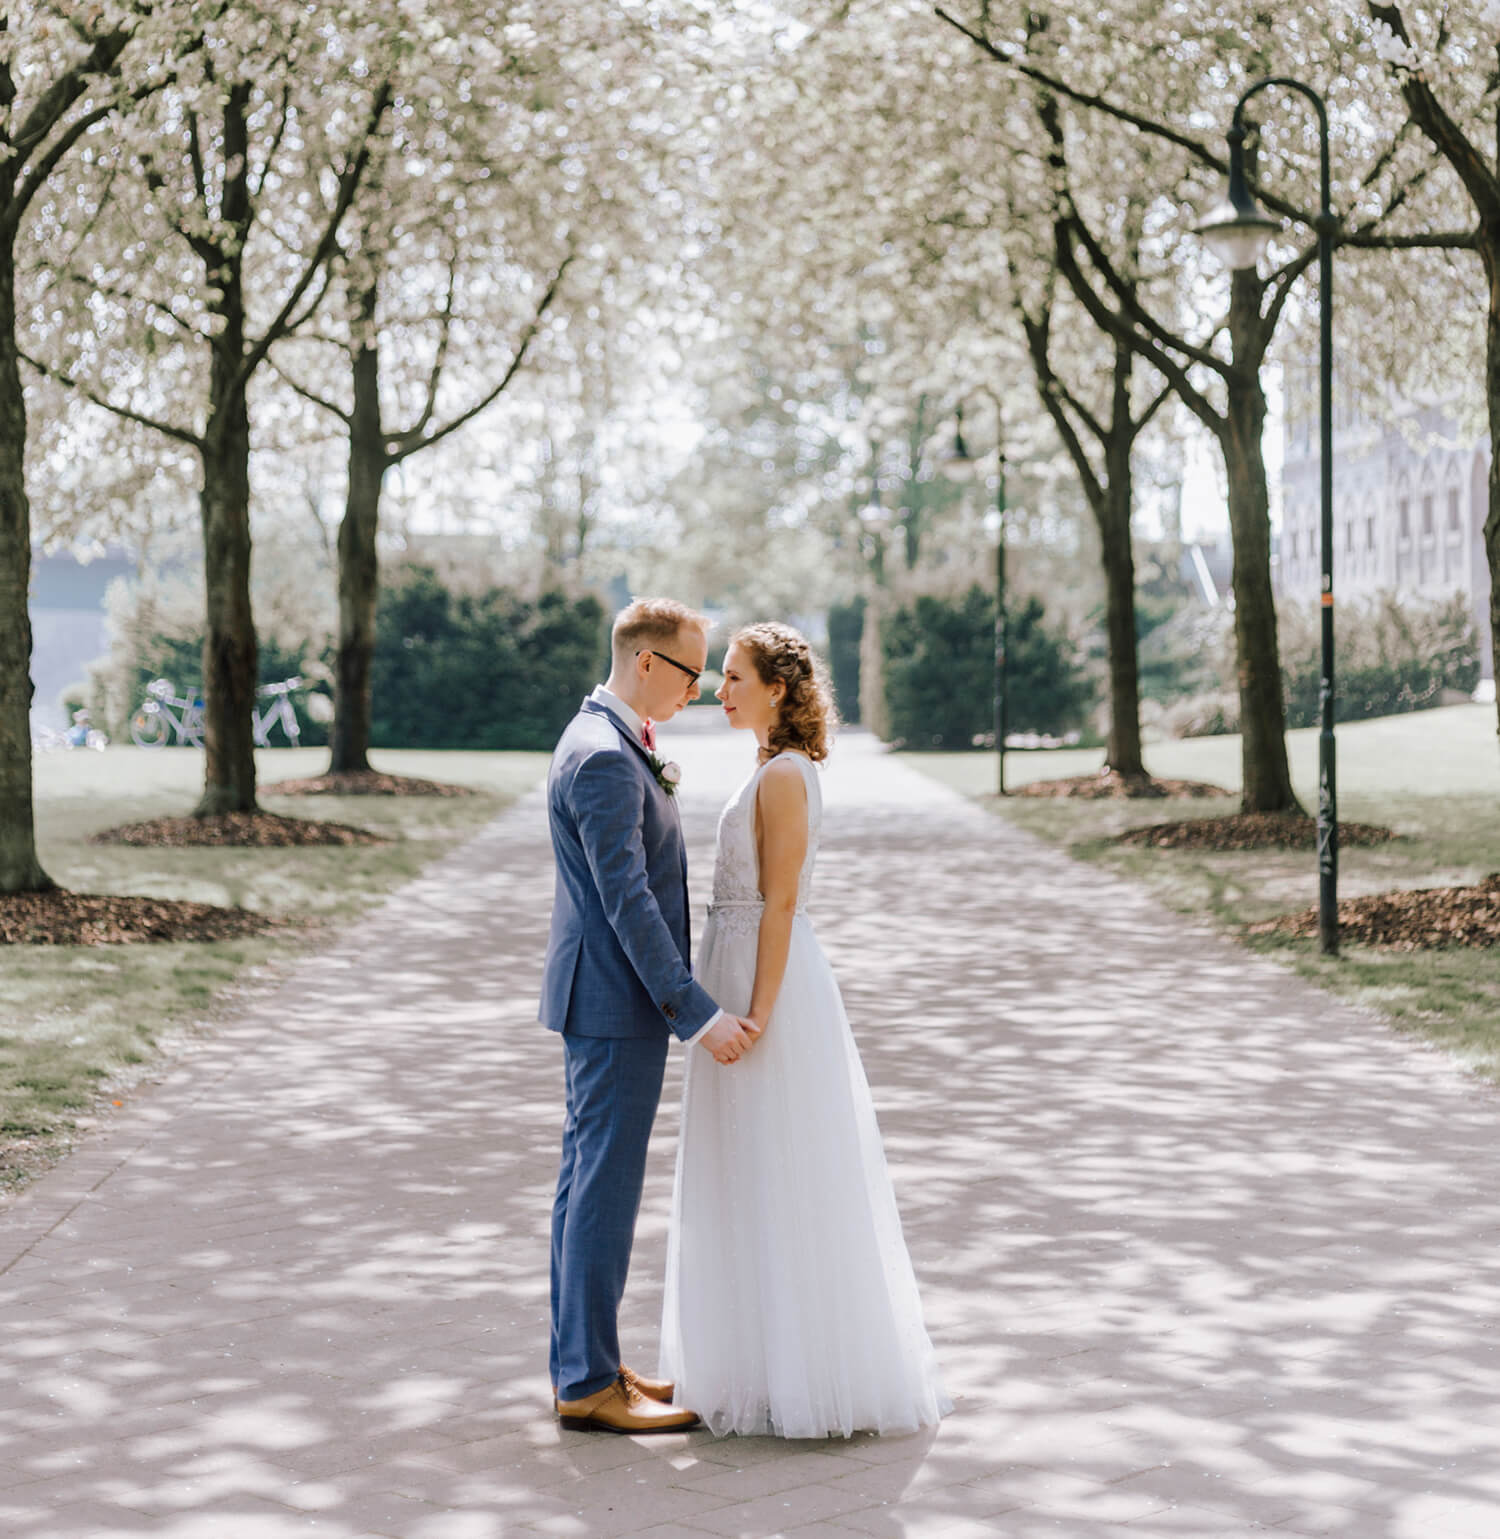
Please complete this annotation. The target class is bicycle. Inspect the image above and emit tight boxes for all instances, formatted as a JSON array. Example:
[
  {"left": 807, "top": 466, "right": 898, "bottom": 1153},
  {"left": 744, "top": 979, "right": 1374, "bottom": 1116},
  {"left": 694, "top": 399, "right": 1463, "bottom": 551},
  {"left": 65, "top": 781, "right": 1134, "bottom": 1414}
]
[
  {"left": 252, "top": 677, "right": 303, "bottom": 748},
  {"left": 129, "top": 676, "right": 306, "bottom": 749},
  {"left": 129, "top": 679, "right": 204, "bottom": 749}
]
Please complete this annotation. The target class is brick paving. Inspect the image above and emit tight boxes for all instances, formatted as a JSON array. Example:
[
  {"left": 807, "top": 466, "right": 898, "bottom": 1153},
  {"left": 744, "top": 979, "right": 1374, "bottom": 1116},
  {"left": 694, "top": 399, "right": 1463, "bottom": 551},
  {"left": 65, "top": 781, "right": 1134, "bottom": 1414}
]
[{"left": 4, "top": 724, "right": 1500, "bottom": 1538}]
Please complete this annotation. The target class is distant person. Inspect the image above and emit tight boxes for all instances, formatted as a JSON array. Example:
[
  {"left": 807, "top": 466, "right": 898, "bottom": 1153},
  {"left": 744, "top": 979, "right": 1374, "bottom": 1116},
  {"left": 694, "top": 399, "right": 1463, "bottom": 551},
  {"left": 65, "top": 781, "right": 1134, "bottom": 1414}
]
[
  {"left": 540, "top": 598, "right": 758, "bottom": 1435},
  {"left": 659, "top": 621, "right": 951, "bottom": 1437}
]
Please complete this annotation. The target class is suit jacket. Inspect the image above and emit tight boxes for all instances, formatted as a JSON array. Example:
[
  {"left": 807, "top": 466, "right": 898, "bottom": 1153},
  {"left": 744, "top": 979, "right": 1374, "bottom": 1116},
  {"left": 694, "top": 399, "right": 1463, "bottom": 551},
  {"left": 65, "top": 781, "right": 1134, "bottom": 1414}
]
[{"left": 539, "top": 698, "right": 718, "bottom": 1041}]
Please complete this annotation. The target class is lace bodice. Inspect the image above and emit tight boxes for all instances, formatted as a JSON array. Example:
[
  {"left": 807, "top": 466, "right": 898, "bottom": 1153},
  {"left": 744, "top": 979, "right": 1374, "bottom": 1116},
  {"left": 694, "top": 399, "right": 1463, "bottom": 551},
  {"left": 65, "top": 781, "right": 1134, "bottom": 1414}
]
[{"left": 709, "top": 753, "right": 822, "bottom": 931}]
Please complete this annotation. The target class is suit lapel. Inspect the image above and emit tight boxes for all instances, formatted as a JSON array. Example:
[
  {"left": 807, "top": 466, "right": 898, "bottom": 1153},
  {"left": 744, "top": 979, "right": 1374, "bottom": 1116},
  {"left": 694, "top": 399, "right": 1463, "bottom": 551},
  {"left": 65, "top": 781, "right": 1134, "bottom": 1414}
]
[
  {"left": 581, "top": 697, "right": 653, "bottom": 767},
  {"left": 581, "top": 699, "right": 685, "bottom": 834}
]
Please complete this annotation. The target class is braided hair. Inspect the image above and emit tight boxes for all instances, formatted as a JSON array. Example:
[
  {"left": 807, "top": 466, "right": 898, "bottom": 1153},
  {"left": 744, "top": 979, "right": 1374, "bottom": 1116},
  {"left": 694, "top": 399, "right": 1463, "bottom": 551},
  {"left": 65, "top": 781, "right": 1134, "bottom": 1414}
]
[{"left": 732, "top": 621, "right": 837, "bottom": 763}]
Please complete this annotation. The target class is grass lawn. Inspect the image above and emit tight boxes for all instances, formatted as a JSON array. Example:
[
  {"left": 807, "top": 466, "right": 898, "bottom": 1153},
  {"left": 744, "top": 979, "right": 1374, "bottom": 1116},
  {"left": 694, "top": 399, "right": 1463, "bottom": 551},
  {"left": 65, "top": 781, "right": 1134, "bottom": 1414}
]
[
  {"left": 2, "top": 746, "right": 548, "bottom": 1192},
  {"left": 906, "top": 703, "right": 1500, "bottom": 1078}
]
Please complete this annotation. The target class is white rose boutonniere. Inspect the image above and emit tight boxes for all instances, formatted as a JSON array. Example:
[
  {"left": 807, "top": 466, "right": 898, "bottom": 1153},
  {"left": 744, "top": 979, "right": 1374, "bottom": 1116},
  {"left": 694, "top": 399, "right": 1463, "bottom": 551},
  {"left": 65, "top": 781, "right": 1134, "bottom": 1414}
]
[{"left": 649, "top": 752, "right": 682, "bottom": 797}]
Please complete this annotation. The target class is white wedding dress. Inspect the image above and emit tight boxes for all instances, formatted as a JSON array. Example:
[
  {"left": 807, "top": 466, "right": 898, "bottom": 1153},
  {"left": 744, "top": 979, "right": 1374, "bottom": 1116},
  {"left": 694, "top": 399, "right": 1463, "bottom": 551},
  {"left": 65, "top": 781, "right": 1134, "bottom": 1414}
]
[{"left": 660, "top": 752, "right": 951, "bottom": 1438}]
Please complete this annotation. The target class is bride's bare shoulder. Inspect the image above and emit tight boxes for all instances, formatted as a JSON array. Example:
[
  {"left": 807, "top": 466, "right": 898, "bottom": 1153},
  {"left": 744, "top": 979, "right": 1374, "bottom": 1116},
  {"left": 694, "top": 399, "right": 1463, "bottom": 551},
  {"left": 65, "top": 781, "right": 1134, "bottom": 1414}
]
[{"left": 756, "top": 754, "right": 810, "bottom": 813}]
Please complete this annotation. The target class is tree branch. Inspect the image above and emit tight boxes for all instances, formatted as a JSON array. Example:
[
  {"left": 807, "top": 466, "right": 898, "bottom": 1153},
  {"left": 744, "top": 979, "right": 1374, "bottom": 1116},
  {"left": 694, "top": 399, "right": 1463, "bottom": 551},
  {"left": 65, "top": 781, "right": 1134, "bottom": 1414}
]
[
  {"left": 387, "top": 250, "right": 574, "bottom": 464},
  {"left": 233, "top": 77, "right": 394, "bottom": 392},
  {"left": 185, "top": 108, "right": 209, "bottom": 209},
  {"left": 1367, "top": 2, "right": 1500, "bottom": 225},
  {"left": 138, "top": 150, "right": 221, "bottom": 271},
  {"left": 1340, "top": 229, "right": 1480, "bottom": 249},
  {"left": 1032, "top": 359, "right": 1104, "bottom": 513},
  {"left": 7, "top": 98, "right": 116, "bottom": 232},
  {"left": 934, "top": 7, "right": 1223, "bottom": 170},
  {"left": 266, "top": 356, "right": 351, "bottom": 426},
  {"left": 1260, "top": 241, "right": 1323, "bottom": 341},
  {"left": 1053, "top": 217, "right": 1226, "bottom": 434},
  {"left": 410, "top": 254, "right": 460, "bottom": 440},
  {"left": 60, "top": 270, "right": 204, "bottom": 337},
  {"left": 19, "top": 348, "right": 203, "bottom": 449},
  {"left": 271, "top": 258, "right": 338, "bottom": 344},
  {"left": 253, "top": 82, "right": 293, "bottom": 200},
  {"left": 1065, "top": 208, "right": 1229, "bottom": 376},
  {"left": 1134, "top": 381, "right": 1175, "bottom": 434},
  {"left": 1027, "top": 78, "right": 1231, "bottom": 380},
  {"left": 7, "top": 25, "right": 131, "bottom": 166}
]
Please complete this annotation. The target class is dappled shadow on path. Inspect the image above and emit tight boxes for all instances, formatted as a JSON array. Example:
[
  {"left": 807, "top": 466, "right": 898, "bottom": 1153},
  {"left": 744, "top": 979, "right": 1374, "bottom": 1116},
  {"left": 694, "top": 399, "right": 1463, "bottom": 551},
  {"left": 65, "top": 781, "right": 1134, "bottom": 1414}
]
[{"left": 0, "top": 729, "right": 1497, "bottom": 1537}]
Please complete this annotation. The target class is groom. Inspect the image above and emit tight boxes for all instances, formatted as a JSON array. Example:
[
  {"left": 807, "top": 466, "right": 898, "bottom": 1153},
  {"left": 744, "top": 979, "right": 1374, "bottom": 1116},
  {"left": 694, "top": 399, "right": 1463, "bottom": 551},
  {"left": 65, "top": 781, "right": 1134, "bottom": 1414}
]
[{"left": 540, "top": 597, "right": 758, "bottom": 1434}]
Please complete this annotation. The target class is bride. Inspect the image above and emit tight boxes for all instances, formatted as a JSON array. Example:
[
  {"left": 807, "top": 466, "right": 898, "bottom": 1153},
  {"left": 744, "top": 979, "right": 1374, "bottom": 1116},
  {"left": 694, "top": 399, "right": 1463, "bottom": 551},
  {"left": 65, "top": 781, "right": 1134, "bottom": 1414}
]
[{"left": 660, "top": 621, "right": 951, "bottom": 1439}]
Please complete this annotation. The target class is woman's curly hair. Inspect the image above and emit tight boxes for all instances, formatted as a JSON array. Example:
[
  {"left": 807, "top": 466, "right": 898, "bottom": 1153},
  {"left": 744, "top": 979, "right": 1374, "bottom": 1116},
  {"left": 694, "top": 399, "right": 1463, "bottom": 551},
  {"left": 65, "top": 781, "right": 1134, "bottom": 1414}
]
[{"left": 732, "top": 621, "right": 838, "bottom": 764}]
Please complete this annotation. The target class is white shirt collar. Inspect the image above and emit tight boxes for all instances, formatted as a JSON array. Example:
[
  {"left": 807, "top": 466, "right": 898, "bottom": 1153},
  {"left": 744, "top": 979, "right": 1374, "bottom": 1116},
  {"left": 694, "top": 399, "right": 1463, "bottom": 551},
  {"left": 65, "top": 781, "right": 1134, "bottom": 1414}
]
[{"left": 589, "top": 684, "right": 645, "bottom": 743}]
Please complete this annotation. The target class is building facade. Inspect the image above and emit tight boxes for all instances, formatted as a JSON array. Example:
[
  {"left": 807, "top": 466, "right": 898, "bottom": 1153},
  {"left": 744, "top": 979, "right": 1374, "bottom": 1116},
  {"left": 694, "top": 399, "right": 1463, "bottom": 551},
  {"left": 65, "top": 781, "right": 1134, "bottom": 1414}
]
[
  {"left": 28, "top": 546, "right": 134, "bottom": 729},
  {"left": 1279, "top": 398, "right": 1493, "bottom": 683}
]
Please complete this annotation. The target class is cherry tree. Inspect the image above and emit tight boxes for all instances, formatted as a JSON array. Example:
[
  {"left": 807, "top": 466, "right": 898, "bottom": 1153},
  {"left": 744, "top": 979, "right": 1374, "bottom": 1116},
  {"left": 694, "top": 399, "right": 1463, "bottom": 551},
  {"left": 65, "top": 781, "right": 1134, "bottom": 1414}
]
[
  {"left": 0, "top": 2, "right": 192, "bottom": 891},
  {"left": 25, "top": 6, "right": 394, "bottom": 815},
  {"left": 937, "top": 0, "right": 1467, "bottom": 810},
  {"left": 264, "top": 1, "right": 753, "bottom": 773},
  {"left": 1365, "top": 1, "right": 1500, "bottom": 749}
]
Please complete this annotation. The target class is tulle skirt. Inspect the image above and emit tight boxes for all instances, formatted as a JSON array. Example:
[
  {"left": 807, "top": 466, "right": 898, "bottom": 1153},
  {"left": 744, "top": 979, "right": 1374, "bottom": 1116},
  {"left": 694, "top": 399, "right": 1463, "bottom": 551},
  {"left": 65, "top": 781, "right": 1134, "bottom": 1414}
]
[{"left": 660, "top": 906, "right": 951, "bottom": 1438}]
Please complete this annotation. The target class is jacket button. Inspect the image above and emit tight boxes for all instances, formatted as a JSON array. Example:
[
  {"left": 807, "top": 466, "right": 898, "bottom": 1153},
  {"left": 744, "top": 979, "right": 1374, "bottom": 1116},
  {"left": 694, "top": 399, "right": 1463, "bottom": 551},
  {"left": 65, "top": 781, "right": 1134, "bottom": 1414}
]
[{"left": 663, "top": 1004, "right": 677, "bottom": 1020}]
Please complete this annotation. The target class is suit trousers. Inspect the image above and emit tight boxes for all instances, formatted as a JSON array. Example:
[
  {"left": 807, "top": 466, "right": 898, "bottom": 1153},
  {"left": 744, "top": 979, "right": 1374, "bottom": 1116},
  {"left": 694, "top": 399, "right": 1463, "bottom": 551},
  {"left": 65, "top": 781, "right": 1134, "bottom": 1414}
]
[{"left": 549, "top": 1032, "right": 670, "bottom": 1401}]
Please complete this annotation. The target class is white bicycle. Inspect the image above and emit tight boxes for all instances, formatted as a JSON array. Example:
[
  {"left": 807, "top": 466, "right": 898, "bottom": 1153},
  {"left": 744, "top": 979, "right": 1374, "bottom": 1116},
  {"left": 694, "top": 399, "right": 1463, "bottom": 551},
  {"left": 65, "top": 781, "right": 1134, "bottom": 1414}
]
[
  {"left": 252, "top": 677, "right": 303, "bottom": 747},
  {"left": 129, "top": 676, "right": 304, "bottom": 749},
  {"left": 129, "top": 679, "right": 205, "bottom": 748}
]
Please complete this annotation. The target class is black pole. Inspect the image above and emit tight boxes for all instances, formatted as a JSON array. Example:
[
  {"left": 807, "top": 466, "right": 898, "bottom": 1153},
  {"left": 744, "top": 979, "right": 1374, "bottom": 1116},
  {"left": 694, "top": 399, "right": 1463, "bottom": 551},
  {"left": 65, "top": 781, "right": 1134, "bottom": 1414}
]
[
  {"left": 1230, "top": 77, "right": 1338, "bottom": 955},
  {"left": 995, "top": 452, "right": 1008, "bottom": 797},
  {"left": 1315, "top": 174, "right": 1338, "bottom": 956}
]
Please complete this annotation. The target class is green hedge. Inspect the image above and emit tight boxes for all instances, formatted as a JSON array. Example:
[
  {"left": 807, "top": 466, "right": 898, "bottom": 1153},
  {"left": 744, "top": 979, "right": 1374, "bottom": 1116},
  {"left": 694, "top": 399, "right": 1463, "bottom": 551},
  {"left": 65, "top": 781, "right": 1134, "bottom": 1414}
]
[
  {"left": 881, "top": 585, "right": 1093, "bottom": 749},
  {"left": 121, "top": 570, "right": 607, "bottom": 751},
  {"left": 369, "top": 570, "right": 607, "bottom": 750},
  {"left": 827, "top": 597, "right": 865, "bottom": 724}
]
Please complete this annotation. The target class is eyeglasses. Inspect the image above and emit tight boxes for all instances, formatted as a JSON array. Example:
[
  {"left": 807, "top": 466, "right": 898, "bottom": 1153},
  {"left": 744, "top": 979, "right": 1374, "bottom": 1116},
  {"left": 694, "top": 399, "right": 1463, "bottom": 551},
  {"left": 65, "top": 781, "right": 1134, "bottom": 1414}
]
[{"left": 637, "top": 648, "right": 702, "bottom": 688}]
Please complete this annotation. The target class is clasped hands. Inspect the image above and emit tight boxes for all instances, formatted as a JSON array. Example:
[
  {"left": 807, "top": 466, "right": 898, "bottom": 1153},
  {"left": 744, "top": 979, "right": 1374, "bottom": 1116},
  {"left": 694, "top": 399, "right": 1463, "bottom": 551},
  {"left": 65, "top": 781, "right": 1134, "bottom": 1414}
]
[{"left": 700, "top": 1013, "right": 762, "bottom": 1065}]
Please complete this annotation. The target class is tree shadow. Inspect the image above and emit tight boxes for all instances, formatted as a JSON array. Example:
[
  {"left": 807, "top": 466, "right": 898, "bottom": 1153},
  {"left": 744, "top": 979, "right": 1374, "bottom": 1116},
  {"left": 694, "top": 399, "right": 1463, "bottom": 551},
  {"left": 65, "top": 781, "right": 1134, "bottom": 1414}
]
[{"left": 0, "top": 727, "right": 1496, "bottom": 1537}]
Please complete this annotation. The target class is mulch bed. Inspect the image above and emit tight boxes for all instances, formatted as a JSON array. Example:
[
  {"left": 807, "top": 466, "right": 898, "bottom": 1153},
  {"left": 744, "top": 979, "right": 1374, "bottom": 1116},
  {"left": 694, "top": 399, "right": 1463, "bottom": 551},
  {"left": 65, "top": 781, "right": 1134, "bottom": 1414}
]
[
  {"left": 1115, "top": 812, "right": 1398, "bottom": 853},
  {"left": 89, "top": 812, "right": 386, "bottom": 847},
  {"left": 1247, "top": 875, "right": 1500, "bottom": 950},
  {"left": 1014, "top": 771, "right": 1232, "bottom": 801},
  {"left": 259, "top": 771, "right": 476, "bottom": 798},
  {"left": 0, "top": 890, "right": 279, "bottom": 945}
]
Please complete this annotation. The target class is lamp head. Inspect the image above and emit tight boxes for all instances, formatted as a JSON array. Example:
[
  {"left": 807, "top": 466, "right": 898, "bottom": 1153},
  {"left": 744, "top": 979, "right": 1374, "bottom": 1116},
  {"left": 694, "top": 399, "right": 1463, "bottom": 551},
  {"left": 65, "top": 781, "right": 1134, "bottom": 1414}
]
[
  {"left": 1195, "top": 122, "right": 1282, "bottom": 269},
  {"left": 942, "top": 403, "right": 978, "bottom": 483}
]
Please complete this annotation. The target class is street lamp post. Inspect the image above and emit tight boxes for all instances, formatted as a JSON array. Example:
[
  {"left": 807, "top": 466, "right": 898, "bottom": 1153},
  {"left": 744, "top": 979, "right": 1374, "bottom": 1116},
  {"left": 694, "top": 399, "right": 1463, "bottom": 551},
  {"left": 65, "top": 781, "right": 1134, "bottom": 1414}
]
[
  {"left": 945, "top": 407, "right": 1008, "bottom": 796},
  {"left": 992, "top": 452, "right": 1008, "bottom": 797},
  {"left": 1195, "top": 77, "right": 1339, "bottom": 957}
]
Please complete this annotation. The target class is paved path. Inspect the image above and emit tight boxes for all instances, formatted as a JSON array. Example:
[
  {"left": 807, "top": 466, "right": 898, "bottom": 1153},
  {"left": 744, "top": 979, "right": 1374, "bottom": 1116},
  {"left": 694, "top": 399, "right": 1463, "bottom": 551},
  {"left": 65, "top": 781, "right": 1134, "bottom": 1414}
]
[{"left": 4, "top": 726, "right": 1500, "bottom": 1539}]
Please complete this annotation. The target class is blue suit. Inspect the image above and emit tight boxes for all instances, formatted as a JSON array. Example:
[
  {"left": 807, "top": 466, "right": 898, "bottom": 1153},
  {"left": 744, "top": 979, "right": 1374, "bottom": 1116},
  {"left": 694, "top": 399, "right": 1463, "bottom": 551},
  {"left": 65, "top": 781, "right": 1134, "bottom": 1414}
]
[{"left": 541, "top": 697, "right": 719, "bottom": 1400}]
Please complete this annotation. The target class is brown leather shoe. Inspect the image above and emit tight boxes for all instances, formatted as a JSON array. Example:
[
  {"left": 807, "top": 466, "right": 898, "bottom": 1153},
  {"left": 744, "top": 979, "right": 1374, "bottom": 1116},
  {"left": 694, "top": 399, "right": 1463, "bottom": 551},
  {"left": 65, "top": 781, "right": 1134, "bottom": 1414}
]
[
  {"left": 551, "top": 1365, "right": 675, "bottom": 1408},
  {"left": 620, "top": 1365, "right": 674, "bottom": 1403},
  {"left": 556, "top": 1373, "right": 700, "bottom": 1434}
]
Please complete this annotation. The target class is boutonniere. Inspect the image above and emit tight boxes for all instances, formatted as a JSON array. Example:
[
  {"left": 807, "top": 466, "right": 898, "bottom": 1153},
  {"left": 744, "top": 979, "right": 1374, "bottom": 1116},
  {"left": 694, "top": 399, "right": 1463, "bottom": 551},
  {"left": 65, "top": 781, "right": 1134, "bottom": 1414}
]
[{"left": 648, "top": 751, "right": 682, "bottom": 797}]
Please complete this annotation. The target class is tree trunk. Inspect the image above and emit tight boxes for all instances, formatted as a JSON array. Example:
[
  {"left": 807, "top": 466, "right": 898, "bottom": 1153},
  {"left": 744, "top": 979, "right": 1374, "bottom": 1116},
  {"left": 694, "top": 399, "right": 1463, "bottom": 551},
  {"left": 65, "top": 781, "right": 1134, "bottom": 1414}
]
[
  {"left": 1097, "top": 448, "right": 1146, "bottom": 781},
  {"left": 196, "top": 381, "right": 259, "bottom": 815},
  {"left": 1486, "top": 245, "right": 1500, "bottom": 757},
  {"left": 331, "top": 327, "right": 384, "bottom": 774},
  {"left": 1221, "top": 328, "right": 1302, "bottom": 815},
  {"left": 193, "top": 87, "right": 258, "bottom": 817},
  {"left": 0, "top": 247, "right": 52, "bottom": 892}
]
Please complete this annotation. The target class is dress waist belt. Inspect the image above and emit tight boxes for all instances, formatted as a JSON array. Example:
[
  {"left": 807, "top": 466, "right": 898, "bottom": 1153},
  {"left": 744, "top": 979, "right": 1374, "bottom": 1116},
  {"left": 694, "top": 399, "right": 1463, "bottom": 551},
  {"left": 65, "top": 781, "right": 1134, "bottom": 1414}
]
[{"left": 708, "top": 899, "right": 808, "bottom": 914}]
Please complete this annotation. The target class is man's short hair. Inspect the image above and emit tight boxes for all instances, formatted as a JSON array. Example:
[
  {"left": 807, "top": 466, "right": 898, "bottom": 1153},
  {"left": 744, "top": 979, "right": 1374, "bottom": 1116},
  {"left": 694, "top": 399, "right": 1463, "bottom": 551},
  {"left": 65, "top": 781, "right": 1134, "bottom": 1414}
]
[{"left": 611, "top": 597, "right": 710, "bottom": 662}]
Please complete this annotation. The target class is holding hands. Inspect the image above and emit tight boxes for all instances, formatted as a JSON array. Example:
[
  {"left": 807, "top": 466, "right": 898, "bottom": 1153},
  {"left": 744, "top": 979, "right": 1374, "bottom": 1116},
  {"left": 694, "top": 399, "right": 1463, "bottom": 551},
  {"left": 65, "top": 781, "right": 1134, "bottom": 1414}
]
[{"left": 701, "top": 1014, "right": 762, "bottom": 1065}]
